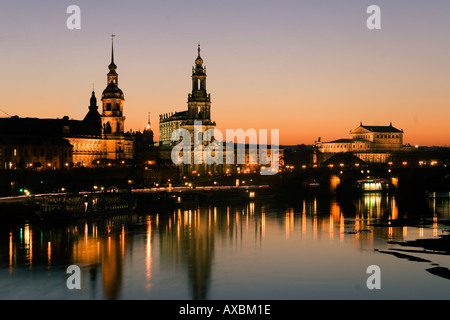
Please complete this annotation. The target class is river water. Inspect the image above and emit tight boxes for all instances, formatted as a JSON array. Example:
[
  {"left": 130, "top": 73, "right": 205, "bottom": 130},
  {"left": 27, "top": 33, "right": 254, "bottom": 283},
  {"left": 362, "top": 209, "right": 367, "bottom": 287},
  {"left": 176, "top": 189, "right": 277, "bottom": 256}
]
[{"left": 0, "top": 192, "right": 449, "bottom": 300}]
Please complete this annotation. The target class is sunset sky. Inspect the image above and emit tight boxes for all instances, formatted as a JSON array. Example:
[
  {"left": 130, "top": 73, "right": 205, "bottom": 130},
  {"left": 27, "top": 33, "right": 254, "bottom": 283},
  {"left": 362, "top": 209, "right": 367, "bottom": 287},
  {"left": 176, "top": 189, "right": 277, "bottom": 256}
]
[{"left": 0, "top": 0, "right": 449, "bottom": 146}]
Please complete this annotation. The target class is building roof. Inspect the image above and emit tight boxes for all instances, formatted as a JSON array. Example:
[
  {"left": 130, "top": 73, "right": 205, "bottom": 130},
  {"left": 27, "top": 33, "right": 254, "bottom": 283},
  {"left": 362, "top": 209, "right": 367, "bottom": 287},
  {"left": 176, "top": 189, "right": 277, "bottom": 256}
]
[
  {"left": 102, "top": 82, "right": 124, "bottom": 99},
  {"left": 0, "top": 116, "right": 101, "bottom": 137},
  {"left": 0, "top": 134, "right": 72, "bottom": 147},
  {"left": 326, "top": 139, "right": 354, "bottom": 144},
  {"left": 160, "top": 111, "right": 189, "bottom": 123},
  {"left": 321, "top": 153, "right": 367, "bottom": 166},
  {"left": 359, "top": 124, "right": 402, "bottom": 133},
  {"left": 82, "top": 91, "right": 102, "bottom": 134},
  {"left": 325, "top": 138, "right": 370, "bottom": 144}
]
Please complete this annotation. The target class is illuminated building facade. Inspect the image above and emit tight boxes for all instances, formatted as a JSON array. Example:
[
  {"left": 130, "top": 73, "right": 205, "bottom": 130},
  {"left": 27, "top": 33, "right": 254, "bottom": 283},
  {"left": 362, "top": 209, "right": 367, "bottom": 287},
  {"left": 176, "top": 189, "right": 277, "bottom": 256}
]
[
  {"left": 159, "top": 45, "right": 283, "bottom": 176},
  {"left": 158, "top": 45, "right": 221, "bottom": 175},
  {"left": 0, "top": 134, "right": 73, "bottom": 170},
  {"left": 0, "top": 38, "right": 134, "bottom": 169},
  {"left": 96, "top": 38, "right": 134, "bottom": 163},
  {"left": 314, "top": 122, "right": 410, "bottom": 164},
  {"left": 159, "top": 44, "right": 216, "bottom": 146}
]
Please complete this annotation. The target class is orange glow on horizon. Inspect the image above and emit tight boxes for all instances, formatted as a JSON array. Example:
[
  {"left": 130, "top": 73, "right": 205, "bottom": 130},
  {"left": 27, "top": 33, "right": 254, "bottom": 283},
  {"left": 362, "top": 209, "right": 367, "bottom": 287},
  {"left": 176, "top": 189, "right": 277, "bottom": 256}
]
[{"left": 1, "top": 2, "right": 449, "bottom": 147}]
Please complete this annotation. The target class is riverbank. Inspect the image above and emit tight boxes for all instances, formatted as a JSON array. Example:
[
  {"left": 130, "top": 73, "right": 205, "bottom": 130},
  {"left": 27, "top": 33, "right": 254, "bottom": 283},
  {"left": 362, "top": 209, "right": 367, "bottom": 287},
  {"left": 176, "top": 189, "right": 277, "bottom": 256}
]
[{"left": 0, "top": 185, "right": 279, "bottom": 221}]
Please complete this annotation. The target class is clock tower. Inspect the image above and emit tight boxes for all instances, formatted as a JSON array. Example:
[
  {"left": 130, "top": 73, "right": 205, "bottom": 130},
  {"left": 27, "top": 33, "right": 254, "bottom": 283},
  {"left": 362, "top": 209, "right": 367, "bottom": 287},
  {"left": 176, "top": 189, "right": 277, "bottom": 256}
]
[
  {"left": 187, "top": 44, "right": 213, "bottom": 124},
  {"left": 101, "top": 35, "right": 125, "bottom": 135}
]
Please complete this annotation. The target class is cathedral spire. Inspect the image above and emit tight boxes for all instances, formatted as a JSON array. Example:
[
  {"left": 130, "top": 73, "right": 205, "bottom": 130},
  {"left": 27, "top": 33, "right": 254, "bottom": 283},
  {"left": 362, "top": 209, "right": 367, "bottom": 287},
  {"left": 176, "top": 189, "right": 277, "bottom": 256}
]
[
  {"left": 107, "top": 35, "right": 118, "bottom": 85},
  {"left": 111, "top": 34, "right": 115, "bottom": 64},
  {"left": 195, "top": 43, "right": 204, "bottom": 67},
  {"left": 90, "top": 90, "right": 97, "bottom": 111},
  {"left": 189, "top": 43, "right": 208, "bottom": 100},
  {"left": 108, "top": 35, "right": 117, "bottom": 78},
  {"left": 102, "top": 35, "right": 125, "bottom": 136},
  {"left": 188, "top": 44, "right": 211, "bottom": 120},
  {"left": 83, "top": 89, "right": 101, "bottom": 131},
  {"left": 146, "top": 112, "right": 151, "bottom": 130}
]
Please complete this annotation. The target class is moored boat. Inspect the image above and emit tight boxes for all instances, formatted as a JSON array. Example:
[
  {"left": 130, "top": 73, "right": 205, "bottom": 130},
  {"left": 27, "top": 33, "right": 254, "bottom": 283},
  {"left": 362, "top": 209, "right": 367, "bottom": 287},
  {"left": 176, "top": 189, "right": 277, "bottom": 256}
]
[
  {"left": 35, "top": 190, "right": 137, "bottom": 221},
  {"left": 353, "top": 176, "right": 395, "bottom": 193}
]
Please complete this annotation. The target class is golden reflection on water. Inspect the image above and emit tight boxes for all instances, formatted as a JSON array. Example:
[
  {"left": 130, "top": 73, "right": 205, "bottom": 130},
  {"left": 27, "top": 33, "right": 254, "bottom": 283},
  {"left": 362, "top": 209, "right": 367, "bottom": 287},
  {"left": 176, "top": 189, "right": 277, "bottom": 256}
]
[
  {"left": 339, "top": 214, "right": 345, "bottom": 242},
  {"left": 302, "top": 200, "right": 306, "bottom": 237},
  {"left": 146, "top": 216, "right": 152, "bottom": 290},
  {"left": 9, "top": 232, "right": 13, "bottom": 273},
  {"left": 286, "top": 208, "right": 295, "bottom": 239},
  {"left": 47, "top": 242, "right": 51, "bottom": 266},
  {"left": 3, "top": 192, "right": 449, "bottom": 300}
]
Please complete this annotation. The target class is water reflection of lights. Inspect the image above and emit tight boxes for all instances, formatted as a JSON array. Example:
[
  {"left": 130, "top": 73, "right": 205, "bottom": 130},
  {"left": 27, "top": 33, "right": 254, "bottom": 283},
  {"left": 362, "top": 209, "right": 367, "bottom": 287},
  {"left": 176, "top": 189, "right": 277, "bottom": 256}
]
[
  {"left": 261, "top": 211, "right": 266, "bottom": 238},
  {"left": 362, "top": 193, "right": 382, "bottom": 218},
  {"left": 250, "top": 202, "right": 255, "bottom": 215},
  {"left": 121, "top": 224, "right": 125, "bottom": 257},
  {"left": 146, "top": 217, "right": 152, "bottom": 290},
  {"left": 313, "top": 197, "right": 317, "bottom": 214},
  {"left": 24, "top": 224, "right": 29, "bottom": 246},
  {"left": 289, "top": 208, "right": 294, "bottom": 232},
  {"left": 209, "top": 208, "right": 212, "bottom": 230},
  {"left": 433, "top": 214, "right": 438, "bottom": 238},
  {"left": 188, "top": 210, "right": 192, "bottom": 227},
  {"left": 302, "top": 200, "right": 307, "bottom": 237},
  {"left": 331, "top": 201, "right": 340, "bottom": 221},
  {"left": 313, "top": 214, "right": 318, "bottom": 239},
  {"left": 313, "top": 198, "right": 318, "bottom": 239},
  {"left": 285, "top": 209, "right": 294, "bottom": 239},
  {"left": 329, "top": 213, "right": 334, "bottom": 239},
  {"left": 9, "top": 232, "right": 13, "bottom": 272},
  {"left": 227, "top": 206, "right": 230, "bottom": 235},
  {"left": 391, "top": 197, "right": 398, "bottom": 220},
  {"left": 285, "top": 212, "right": 289, "bottom": 239},
  {"left": 246, "top": 210, "right": 249, "bottom": 230},
  {"left": 85, "top": 223, "right": 88, "bottom": 246},
  {"left": 23, "top": 224, "right": 32, "bottom": 264},
  {"left": 5, "top": 194, "right": 448, "bottom": 300},
  {"left": 47, "top": 241, "right": 51, "bottom": 265}
]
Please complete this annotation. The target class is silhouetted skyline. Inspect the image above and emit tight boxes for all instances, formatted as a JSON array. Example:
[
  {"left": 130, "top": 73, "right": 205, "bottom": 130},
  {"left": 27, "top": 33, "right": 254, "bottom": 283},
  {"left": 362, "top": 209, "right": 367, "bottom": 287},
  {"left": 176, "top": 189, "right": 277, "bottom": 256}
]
[{"left": 1, "top": 0, "right": 449, "bottom": 146}]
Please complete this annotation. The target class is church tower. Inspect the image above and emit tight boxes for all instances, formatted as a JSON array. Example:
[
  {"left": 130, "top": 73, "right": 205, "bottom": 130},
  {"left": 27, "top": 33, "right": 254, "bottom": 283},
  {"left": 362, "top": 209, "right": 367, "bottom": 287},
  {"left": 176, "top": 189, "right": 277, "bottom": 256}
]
[
  {"left": 101, "top": 35, "right": 125, "bottom": 135},
  {"left": 187, "top": 44, "right": 213, "bottom": 124},
  {"left": 82, "top": 89, "right": 102, "bottom": 135},
  {"left": 159, "top": 44, "right": 216, "bottom": 144}
]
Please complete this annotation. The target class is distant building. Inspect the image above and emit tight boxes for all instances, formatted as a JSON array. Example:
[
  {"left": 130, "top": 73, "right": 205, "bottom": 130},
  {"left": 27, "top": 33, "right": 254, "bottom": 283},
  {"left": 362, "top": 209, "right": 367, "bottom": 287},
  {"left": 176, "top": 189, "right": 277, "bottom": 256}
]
[
  {"left": 314, "top": 122, "right": 413, "bottom": 164},
  {"left": 97, "top": 38, "right": 134, "bottom": 164},
  {"left": 158, "top": 45, "right": 220, "bottom": 175},
  {"left": 133, "top": 113, "right": 158, "bottom": 167},
  {"left": 0, "top": 134, "right": 72, "bottom": 170},
  {"left": 159, "top": 44, "right": 216, "bottom": 146},
  {"left": 0, "top": 37, "right": 134, "bottom": 169},
  {"left": 158, "top": 46, "right": 283, "bottom": 176}
]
